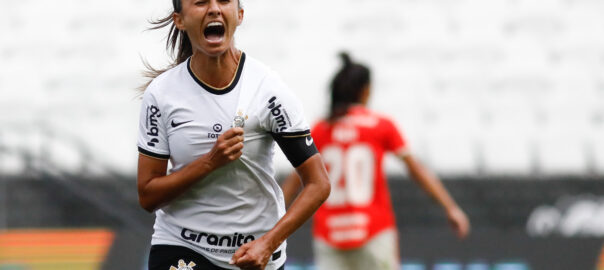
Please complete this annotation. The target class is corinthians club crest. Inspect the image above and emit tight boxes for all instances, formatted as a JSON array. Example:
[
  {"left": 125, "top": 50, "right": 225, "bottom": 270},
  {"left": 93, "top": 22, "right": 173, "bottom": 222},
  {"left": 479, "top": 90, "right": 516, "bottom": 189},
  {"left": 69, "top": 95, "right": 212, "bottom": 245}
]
[
  {"left": 233, "top": 110, "right": 248, "bottom": 128},
  {"left": 169, "top": 259, "right": 196, "bottom": 270}
]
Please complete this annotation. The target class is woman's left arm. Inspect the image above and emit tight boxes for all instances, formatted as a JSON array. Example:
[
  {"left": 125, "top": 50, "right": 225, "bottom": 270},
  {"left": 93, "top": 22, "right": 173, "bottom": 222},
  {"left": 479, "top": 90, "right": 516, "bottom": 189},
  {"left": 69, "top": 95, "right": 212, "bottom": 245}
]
[
  {"left": 231, "top": 153, "right": 330, "bottom": 269},
  {"left": 399, "top": 153, "right": 471, "bottom": 239}
]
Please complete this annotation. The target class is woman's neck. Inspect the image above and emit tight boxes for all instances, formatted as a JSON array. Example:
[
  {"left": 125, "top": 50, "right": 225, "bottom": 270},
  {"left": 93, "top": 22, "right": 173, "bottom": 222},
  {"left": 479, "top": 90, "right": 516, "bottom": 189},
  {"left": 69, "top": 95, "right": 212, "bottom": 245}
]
[{"left": 190, "top": 47, "right": 241, "bottom": 90}]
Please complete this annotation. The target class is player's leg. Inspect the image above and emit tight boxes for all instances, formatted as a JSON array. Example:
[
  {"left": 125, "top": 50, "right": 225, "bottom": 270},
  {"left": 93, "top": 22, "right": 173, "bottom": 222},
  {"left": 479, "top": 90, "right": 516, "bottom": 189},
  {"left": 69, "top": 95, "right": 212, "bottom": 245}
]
[
  {"left": 313, "top": 238, "right": 354, "bottom": 270},
  {"left": 349, "top": 229, "right": 399, "bottom": 270},
  {"left": 148, "top": 245, "right": 228, "bottom": 270}
]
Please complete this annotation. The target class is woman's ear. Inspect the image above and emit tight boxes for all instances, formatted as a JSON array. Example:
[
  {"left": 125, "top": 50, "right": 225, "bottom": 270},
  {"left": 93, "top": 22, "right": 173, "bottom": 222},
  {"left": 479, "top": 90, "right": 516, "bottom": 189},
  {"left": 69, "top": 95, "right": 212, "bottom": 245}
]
[
  {"left": 237, "top": 8, "right": 244, "bottom": 26},
  {"left": 360, "top": 84, "right": 371, "bottom": 105},
  {"left": 173, "top": 12, "right": 185, "bottom": 30}
]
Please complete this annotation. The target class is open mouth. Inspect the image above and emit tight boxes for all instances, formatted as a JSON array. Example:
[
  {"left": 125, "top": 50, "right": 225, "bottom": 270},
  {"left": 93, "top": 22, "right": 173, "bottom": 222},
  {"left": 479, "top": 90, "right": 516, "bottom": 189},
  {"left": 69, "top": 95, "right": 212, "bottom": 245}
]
[{"left": 204, "top": 22, "right": 225, "bottom": 42}]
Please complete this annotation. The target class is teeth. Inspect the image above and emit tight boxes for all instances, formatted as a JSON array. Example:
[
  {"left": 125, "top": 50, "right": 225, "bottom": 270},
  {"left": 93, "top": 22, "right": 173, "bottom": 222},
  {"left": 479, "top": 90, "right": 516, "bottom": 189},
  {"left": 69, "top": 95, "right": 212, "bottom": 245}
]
[{"left": 207, "top": 22, "right": 223, "bottom": 27}]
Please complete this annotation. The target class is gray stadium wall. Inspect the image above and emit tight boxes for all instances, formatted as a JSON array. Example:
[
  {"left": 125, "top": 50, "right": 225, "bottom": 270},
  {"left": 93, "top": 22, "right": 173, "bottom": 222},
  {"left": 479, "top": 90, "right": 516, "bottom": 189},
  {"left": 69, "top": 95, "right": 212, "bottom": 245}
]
[{"left": 0, "top": 175, "right": 603, "bottom": 270}]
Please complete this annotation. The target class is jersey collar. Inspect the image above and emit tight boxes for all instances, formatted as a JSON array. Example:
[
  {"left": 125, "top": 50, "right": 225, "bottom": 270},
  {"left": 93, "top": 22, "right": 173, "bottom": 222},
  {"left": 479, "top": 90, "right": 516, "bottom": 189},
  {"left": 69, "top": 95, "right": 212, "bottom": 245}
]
[{"left": 187, "top": 52, "right": 246, "bottom": 95}]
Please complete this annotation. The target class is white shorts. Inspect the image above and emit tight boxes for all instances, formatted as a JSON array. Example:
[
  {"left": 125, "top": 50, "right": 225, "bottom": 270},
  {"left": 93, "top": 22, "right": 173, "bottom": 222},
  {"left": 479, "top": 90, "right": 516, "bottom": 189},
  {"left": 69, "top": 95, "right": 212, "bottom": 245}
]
[{"left": 313, "top": 229, "right": 399, "bottom": 270}]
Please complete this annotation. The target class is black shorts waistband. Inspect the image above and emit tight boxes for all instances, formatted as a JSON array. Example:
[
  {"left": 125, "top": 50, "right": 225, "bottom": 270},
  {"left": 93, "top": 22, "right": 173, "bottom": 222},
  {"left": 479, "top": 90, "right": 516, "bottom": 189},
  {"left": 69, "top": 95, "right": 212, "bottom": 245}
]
[{"left": 148, "top": 244, "right": 284, "bottom": 270}]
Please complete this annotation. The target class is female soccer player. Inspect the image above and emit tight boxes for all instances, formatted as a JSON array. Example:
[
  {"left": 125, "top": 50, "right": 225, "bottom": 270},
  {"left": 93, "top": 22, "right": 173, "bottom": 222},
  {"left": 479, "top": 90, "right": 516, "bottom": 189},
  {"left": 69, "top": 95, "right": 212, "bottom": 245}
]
[
  {"left": 281, "top": 53, "right": 470, "bottom": 270},
  {"left": 136, "top": 1, "right": 330, "bottom": 269}
]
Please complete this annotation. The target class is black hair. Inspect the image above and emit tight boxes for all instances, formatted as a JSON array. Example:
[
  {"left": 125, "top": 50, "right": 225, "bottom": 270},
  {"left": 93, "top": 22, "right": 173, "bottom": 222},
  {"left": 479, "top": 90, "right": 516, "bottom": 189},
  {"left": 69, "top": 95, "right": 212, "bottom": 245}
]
[
  {"left": 173, "top": 0, "right": 242, "bottom": 11},
  {"left": 173, "top": 0, "right": 182, "bottom": 12},
  {"left": 139, "top": 0, "right": 242, "bottom": 91},
  {"left": 328, "top": 52, "right": 371, "bottom": 122}
]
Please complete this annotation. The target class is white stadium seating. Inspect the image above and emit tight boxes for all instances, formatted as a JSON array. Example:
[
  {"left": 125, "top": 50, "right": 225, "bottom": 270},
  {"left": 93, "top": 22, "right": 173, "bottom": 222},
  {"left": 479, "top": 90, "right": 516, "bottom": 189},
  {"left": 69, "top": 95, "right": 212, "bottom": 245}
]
[{"left": 1, "top": 0, "right": 603, "bottom": 177}]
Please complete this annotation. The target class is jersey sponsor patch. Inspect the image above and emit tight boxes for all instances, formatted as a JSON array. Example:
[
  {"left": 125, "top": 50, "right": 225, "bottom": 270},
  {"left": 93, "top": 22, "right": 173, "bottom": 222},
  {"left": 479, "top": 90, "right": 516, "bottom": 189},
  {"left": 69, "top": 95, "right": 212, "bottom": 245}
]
[
  {"left": 212, "top": 123, "right": 222, "bottom": 132},
  {"left": 145, "top": 105, "right": 162, "bottom": 147},
  {"left": 207, "top": 123, "right": 224, "bottom": 139},
  {"left": 180, "top": 228, "right": 255, "bottom": 248},
  {"left": 267, "top": 96, "right": 292, "bottom": 133}
]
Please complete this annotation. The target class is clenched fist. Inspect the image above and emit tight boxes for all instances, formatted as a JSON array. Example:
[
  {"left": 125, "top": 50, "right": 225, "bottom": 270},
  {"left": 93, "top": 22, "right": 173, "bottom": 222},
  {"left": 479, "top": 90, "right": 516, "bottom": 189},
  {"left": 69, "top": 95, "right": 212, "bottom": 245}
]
[{"left": 204, "top": 127, "right": 244, "bottom": 170}]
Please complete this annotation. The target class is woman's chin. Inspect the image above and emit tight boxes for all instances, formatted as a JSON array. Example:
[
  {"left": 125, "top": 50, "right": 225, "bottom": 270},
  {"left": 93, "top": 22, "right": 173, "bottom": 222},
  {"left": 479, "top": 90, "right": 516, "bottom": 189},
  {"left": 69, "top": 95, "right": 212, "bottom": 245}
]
[{"left": 199, "top": 42, "right": 231, "bottom": 57}]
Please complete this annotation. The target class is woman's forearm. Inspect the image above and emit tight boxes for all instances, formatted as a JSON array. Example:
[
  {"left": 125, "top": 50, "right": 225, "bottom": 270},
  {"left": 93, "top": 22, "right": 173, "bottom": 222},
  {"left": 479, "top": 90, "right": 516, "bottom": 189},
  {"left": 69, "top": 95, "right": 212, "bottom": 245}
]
[
  {"left": 403, "top": 155, "right": 459, "bottom": 212},
  {"left": 280, "top": 172, "right": 303, "bottom": 208},
  {"left": 264, "top": 155, "right": 330, "bottom": 250},
  {"left": 137, "top": 154, "right": 215, "bottom": 212}
]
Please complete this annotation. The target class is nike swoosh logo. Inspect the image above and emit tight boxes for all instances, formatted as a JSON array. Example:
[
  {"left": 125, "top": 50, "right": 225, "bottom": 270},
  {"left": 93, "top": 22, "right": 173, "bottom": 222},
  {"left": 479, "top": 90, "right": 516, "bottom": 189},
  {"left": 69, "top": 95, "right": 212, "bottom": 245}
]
[
  {"left": 305, "top": 136, "right": 314, "bottom": 146},
  {"left": 171, "top": 120, "right": 192, "bottom": 128}
]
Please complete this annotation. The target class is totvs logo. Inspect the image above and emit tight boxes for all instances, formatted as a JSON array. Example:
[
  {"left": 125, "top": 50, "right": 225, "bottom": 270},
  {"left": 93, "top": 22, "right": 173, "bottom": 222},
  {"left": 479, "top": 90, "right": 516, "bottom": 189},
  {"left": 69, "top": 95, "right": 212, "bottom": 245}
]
[
  {"left": 146, "top": 105, "right": 161, "bottom": 147},
  {"left": 208, "top": 123, "right": 223, "bottom": 139},
  {"left": 268, "top": 96, "right": 291, "bottom": 133}
]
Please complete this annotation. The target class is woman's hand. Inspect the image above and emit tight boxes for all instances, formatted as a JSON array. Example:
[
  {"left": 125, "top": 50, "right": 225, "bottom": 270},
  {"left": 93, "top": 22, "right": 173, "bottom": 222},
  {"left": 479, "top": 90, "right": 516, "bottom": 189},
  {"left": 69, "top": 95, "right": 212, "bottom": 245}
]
[
  {"left": 230, "top": 236, "right": 274, "bottom": 270},
  {"left": 446, "top": 207, "right": 470, "bottom": 239},
  {"left": 204, "top": 127, "right": 244, "bottom": 170}
]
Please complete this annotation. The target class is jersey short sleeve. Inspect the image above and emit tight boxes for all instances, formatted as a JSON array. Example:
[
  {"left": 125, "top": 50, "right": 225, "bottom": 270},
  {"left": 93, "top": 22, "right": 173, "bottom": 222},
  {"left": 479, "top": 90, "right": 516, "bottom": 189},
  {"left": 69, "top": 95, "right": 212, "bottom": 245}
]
[
  {"left": 256, "top": 72, "right": 318, "bottom": 167},
  {"left": 137, "top": 88, "right": 170, "bottom": 160},
  {"left": 257, "top": 72, "right": 310, "bottom": 134},
  {"left": 380, "top": 117, "right": 408, "bottom": 153}
]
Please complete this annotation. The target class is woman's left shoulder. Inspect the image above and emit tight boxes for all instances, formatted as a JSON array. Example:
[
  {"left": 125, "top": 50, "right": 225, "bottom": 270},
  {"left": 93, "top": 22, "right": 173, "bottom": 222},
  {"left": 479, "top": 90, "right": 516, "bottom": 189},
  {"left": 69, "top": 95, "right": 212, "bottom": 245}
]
[{"left": 242, "top": 53, "right": 270, "bottom": 74}]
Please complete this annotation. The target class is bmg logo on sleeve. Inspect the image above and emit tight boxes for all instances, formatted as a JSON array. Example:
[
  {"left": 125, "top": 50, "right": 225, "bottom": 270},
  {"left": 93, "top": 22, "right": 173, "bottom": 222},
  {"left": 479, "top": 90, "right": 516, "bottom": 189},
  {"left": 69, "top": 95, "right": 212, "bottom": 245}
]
[
  {"left": 267, "top": 96, "right": 292, "bottom": 133},
  {"left": 146, "top": 105, "right": 161, "bottom": 147}
]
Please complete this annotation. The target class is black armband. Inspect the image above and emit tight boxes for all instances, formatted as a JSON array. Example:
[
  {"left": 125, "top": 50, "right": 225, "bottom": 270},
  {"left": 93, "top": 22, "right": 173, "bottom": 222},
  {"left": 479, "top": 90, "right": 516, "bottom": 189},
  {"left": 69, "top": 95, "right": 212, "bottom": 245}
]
[{"left": 271, "top": 130, "right": 318, "bottom": 167}]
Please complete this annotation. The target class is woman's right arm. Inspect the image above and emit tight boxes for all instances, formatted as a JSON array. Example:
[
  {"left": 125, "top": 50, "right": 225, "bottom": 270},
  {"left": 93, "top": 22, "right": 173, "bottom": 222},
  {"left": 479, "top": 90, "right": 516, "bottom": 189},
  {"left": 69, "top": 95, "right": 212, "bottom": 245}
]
[
  {"left": 137, "top": 127, "right": 245, "bottom": 212},
  {"left": 280, "top": 171, "right": 303, "bottom": 208}
]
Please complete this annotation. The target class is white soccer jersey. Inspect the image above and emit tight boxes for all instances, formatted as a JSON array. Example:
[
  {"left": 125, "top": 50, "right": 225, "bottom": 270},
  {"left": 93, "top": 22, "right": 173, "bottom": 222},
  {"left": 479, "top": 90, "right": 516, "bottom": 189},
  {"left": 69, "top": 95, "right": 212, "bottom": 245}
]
[{"left": 137, "top": 53, "right": 312, "bottom": 269}]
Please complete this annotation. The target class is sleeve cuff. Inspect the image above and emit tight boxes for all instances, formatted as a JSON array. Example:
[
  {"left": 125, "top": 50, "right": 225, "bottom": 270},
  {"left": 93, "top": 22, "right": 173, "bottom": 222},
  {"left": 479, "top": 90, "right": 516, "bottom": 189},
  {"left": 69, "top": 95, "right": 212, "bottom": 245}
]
[{"left": 138, "top": 147, "right": 170, "bottom": 160}]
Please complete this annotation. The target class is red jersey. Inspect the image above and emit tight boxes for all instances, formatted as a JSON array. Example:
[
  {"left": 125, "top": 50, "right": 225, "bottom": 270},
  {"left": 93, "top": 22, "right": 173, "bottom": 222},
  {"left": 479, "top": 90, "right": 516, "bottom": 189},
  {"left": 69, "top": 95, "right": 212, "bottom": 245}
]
[{"left": 312, "top": 105, "right": 407, "bottom": 249}]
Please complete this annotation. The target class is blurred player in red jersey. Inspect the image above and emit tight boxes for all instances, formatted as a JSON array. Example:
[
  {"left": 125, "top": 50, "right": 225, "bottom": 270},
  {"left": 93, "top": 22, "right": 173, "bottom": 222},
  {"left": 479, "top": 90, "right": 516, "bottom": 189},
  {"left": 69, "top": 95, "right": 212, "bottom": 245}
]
[{"left": 281, "top": 52, "right": 470, "bottom": 270}]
